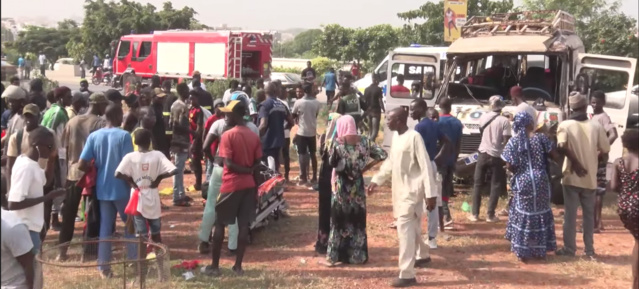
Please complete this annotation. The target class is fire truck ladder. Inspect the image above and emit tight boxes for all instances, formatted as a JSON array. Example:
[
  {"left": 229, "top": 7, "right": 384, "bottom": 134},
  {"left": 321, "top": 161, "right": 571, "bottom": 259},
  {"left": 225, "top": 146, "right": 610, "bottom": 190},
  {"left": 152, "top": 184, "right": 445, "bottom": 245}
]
[
  {"left": 461, "top": 10, "right": 576, "bottom": 38},
  {"left": 229, "top": 35, "right": 243, "bottom": 79}
]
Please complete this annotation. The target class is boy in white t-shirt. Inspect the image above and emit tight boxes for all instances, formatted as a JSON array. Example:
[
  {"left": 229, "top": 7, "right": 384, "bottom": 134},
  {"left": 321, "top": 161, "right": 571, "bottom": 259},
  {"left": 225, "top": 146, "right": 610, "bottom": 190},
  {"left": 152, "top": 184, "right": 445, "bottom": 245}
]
[
  {"left": 115, "top": 129, "right": 177, "bottom": 245},
  {"left": 6, "top": 127, "right": 66, "bottom": 254}
]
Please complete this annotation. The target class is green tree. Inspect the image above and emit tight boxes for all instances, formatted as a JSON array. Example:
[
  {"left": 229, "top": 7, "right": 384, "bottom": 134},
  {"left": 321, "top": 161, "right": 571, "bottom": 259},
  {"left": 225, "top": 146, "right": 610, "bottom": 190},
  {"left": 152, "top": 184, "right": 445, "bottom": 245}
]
[
  {"left": 363, "top": 24, "right": 402, "bottom": 66},
  {"left": 273, "top": 29, "right": 322, "bottom": 58},
  {"left": 312, "top": 24, "right": 354, "bottom": 62},
  {"left": 522, "top": 0, "right": 638, "bottom": 84},
  {"left": 398, "top": 0, "right": 515, "bottom": 45},
  {"left": 5, "top": 20, "right": 79, "bottom": 65},
  {"left": 156, "top": 2, "right": 197, "bottom": 30},
  {"left": 69, "top": 0, "right": 198, "bottom": 62},
  {"left": 313, "top": 24, "right": 401, "bottom": 69}
]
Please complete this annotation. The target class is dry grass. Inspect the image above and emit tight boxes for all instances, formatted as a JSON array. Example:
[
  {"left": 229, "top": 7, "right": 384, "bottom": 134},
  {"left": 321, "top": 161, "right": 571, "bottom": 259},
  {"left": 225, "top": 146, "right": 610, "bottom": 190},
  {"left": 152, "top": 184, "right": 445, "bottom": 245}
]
[{"left": 43, "top": 264, "right": 337, "bottom": 289}]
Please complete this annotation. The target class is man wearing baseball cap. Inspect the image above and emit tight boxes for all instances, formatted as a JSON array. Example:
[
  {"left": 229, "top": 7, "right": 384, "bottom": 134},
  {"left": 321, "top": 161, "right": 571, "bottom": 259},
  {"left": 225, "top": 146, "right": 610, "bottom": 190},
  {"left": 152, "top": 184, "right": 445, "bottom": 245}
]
[
  {"left": 205, "top": 100, "right": 262, "bottom": 277},
  {"left": 6, "top": 104, "right": 44, "bottom": 179},
  {"left": 555, "top": 91, "right": 610, "bottom": 259},
  {"left": 57, "top": 92, "right": 108, "bottom": 261},
  {"left": 469, "top": 95, "right": 512, "bottom": 223}
]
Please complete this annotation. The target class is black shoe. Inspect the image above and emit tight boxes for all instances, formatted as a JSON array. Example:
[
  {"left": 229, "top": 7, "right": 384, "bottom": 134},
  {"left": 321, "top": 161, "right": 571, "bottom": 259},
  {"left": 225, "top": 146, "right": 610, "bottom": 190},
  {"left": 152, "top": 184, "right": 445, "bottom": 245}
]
[
  {"left": 198, "top": 242, "right": 210, "bottom": 254},
  {"left": 390, "top": 278, "right": 417, "bottom": 287},
  {"left": 555, "top": 248, "right": 576, "bottom": 257},
  {"left": 414, "top": 257, "right": 432, "bottom": 268},
  {"left": 203, "top": 265, "right": 221, "bottom": 277}
]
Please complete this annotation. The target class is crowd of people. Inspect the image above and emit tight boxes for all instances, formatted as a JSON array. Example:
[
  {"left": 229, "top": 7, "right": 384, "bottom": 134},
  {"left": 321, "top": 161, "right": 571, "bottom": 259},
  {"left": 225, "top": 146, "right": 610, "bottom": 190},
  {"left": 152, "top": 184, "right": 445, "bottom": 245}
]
[{"left": 0, "top": 65, "right": 637, "bottom": 288}]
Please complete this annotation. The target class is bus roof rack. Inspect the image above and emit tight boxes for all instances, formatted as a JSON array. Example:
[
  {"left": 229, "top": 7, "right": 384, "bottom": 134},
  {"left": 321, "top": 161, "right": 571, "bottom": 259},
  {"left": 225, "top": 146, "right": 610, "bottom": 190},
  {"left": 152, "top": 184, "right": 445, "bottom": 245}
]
[{"left": 461, "top": 10, "right": 575, "bottom": 38}]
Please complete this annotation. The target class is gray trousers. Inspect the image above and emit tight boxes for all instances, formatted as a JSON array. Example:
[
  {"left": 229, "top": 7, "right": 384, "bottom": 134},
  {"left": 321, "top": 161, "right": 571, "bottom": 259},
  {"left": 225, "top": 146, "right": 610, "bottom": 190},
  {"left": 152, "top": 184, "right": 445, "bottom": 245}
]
[{"left": 562, "top": 185, "right": 596, "bottom": 255}]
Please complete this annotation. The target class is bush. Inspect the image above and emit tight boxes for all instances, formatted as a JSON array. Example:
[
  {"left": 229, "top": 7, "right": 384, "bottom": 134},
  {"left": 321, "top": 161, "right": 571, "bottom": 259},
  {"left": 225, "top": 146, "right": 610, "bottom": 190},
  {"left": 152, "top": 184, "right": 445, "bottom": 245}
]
[
  {"left": 310, "top": 57, "right": 340, "bottom": 76},
  {"left": 272, "top": 66, "right": 302, "bottom": 74}
]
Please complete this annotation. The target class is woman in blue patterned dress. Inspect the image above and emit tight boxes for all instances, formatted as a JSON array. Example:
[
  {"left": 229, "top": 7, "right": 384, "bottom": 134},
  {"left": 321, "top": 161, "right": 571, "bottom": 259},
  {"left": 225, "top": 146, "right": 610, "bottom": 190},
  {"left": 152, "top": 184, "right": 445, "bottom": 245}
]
[
  {"left": 323, "top": 115, "right": 387, "bottom": 266},
  {"left": 502, "top": 112, "right": 560, "bottom": 262}
]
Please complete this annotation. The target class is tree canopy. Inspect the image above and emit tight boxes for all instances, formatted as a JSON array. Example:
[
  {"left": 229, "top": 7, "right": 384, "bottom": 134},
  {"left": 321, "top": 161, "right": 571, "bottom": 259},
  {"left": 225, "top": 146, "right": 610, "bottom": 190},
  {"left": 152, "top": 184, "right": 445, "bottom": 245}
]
[
  {"left": 5, "top": 20, "right": 79, "bottom": 64},
  {"left": 273, "top": 29, "right": 322, "bottom": 58},
  {"left": 70, "top": 0, "right": 201, "bottom": 62},
  {"left": 313, "top": 24, "right": 402, "bottom": 69},
  {"left": 398, "top": 0, "right": 515, "bottom": 46}
]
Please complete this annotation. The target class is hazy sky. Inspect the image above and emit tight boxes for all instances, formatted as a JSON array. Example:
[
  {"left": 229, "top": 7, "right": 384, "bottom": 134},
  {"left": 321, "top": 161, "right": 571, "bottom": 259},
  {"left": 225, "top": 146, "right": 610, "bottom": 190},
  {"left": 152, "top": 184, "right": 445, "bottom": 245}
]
[{"left": 1, "top": 0, "right": 637, "bottom": 30}]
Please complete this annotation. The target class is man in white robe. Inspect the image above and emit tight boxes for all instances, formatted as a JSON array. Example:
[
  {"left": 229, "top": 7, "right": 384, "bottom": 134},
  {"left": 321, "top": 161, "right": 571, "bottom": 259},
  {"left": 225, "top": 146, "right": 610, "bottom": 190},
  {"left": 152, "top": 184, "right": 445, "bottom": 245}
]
[{"left": 368, "top": 107, "right": 439, "bottom": 288}]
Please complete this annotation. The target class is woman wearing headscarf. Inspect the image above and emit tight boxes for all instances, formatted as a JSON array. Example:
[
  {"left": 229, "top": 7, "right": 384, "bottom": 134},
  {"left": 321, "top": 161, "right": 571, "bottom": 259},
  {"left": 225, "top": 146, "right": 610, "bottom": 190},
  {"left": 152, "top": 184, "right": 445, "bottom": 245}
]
[
  {"left": 502, "top": 111, "right": 561, "bottom": 262},
  {"left": 323, "top": 115, "right": 387, "bottom": 266},
  {"left": 315, "top": 112, "right": 341, "bottom": 254}
]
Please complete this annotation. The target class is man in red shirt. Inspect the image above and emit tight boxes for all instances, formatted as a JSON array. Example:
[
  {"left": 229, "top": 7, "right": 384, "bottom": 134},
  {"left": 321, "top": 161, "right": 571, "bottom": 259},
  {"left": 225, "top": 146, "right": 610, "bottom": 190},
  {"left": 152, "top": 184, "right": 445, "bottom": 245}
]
[
  {"left": 390, "top": 74, "right": 410, "bottom": 96},
  {"left": 203, "top": 99, "right": 225, "bottom": 180},
  {"left": 205, "top": 100, "right": 262, "bottom": 277},
  {"left": 350, "top": 61, "right": 360, "bottom": 80}
]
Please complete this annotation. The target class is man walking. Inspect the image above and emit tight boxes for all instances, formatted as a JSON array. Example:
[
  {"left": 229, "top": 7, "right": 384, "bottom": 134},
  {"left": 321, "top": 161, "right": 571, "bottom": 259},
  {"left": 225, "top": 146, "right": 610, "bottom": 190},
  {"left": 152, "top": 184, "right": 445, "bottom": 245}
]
[
  {"left": 205, "top": 100, "right": 262, "bottom": 277},
  {"left": 368, "top": 108, "right": 437, "bottom": 288},
  {"left": 57, "top": 93, "right": 108, "bottom": 261},
  {"left": 363, "top": 75, "right": 384, "bottom": 141},
  {"left": 556, "top": 92, "right": 610, "bottom": 259},
  {"left": 38, "top": 53, "right": 46, "bottom": 76},
  {"left": 292, "top": 82, "right": 321, "bottom": 185},
  {"left": 322, "top": 68, "right": 338, "bottom": 107},
  {"left": 469, "top": 96, "right": 511, "bottom": 222}
]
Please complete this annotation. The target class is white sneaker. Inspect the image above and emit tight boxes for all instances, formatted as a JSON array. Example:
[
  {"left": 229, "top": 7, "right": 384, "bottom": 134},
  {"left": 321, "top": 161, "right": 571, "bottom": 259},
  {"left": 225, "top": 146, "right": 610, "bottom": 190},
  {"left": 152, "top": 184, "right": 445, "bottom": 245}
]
[{"left": 428, "top": 238, "right": 438, "bottom": 249}]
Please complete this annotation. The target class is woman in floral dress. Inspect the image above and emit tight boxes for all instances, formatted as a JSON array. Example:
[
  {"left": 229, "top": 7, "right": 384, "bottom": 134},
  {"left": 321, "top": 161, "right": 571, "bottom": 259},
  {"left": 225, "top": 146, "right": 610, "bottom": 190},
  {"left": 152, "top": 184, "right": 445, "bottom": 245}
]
[
  {"left": 610, "top": 129, "right": 639, "bottom": 289},
  {"left": 502, "top": 112, "right": 561, "bottom": 262},
  {"left": 315, "top": 113, "right": 341, "bottom": 254},
  {"left": 324, "top": 115, "right": 387, "bottom": 266}
]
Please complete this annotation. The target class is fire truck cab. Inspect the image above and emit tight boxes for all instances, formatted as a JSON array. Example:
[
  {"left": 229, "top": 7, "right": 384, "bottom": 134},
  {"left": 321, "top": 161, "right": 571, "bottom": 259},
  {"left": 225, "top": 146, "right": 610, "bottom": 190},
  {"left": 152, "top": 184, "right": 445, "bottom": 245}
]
[{"left": 113, "top": 30, "right": 274, "bottom": 82}]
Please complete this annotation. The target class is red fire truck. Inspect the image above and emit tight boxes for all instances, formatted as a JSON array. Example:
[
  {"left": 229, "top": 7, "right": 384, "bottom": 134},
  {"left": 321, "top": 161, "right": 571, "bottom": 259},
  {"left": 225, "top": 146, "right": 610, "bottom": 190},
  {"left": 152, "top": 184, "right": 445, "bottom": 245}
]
[{"left": 112, "top": 30, "right": 274, "bottom": 83}]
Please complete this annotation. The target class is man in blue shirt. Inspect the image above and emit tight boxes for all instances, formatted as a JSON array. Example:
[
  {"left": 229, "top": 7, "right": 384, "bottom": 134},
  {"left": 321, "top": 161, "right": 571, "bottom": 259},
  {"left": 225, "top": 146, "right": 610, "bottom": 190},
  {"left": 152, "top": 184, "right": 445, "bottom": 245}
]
[
  {"left": 434, "top": 97, "right": 463, "bottom": 227},
  {"left": 92, "top": 54, "right": 100, "bottom": 75},
  {"left": 258, "top": 82, "right": 293, "bottom": 173},
  {"left": 78, "top": 103, "right": 135, "bottom": 278},
  {"left": 17, "top": 56, "right": 25, "bottom": 79},
  {"left": 410, "top": 98, "right": 451, "bottom": 249},
  {"left": 322, "top": 67, "right": 338, "bottom": 106}
]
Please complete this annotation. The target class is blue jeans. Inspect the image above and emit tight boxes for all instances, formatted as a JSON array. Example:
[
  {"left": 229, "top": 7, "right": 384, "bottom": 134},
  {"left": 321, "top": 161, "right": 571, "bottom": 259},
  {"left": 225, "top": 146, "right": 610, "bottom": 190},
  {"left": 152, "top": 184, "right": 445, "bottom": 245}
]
[
  {"left": 198, "top": 166, "right": 238, "bottom": 250},
  {"left": 172, "top": 151, "right": 189, "bottom": 202},
  {"left": 29, "top": 230, "right": 42, "bottom": 254},
  {"left": 133, "top": 215, "right": 161, "bottom": 237},
  {"left": 98, "top": 199, "right": 137, "bottom": 272}
]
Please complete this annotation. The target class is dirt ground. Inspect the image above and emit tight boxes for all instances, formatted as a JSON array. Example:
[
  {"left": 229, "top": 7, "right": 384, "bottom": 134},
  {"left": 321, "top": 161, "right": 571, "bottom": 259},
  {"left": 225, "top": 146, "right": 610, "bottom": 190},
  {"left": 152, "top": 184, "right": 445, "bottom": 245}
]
[
  {"left": 39, "top": 113, "right": 635, "bottom": 289},
  {"left": 41, "top": 164, "right": 635, "bottom": 289}
]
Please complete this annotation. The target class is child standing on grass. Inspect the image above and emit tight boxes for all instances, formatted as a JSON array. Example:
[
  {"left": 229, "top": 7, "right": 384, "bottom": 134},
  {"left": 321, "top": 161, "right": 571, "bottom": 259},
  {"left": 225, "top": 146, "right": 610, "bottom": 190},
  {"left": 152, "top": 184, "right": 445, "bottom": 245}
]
[{"left": 115, "top": 129, "right": 177, "bottom": 245}]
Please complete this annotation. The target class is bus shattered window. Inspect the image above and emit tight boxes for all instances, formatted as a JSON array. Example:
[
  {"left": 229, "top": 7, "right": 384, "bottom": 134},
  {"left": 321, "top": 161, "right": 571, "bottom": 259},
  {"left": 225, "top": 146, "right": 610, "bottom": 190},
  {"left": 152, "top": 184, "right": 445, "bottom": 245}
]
[{"left": 389, "top": 63, "right": 437, "bottom": 99}]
